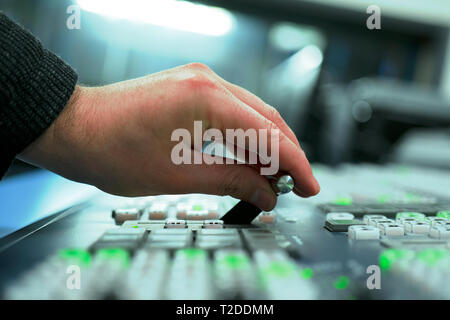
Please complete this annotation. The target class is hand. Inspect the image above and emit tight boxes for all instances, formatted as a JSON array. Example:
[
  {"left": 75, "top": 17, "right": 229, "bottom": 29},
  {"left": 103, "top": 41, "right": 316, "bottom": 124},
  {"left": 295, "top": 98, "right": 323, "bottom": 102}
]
[{"left": 19, "top": 63, "right": 320, "bottom": 211}]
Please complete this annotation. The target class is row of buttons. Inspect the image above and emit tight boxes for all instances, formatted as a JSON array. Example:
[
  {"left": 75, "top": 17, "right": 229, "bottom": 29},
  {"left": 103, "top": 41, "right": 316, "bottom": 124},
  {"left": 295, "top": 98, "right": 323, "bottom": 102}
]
[
  {"left": 112, "top": 201, "right": 222, "bottom": 225},
  {"left": 114, "top": 207, "right": 277, "bottom": 226},
  {"left": 6, "top": 248, "right": 317, "bottom": 300},
  {"left": 91, "top": 224, "right": 293, "bottom": 252},
  {"left": 379, "top": 248, "right": 450, "bottom": 298},
  {"left": 326, "top": 211, "right": 450, "bottom": 240},
  {"left": 320, "top": 203, "right": 450, "bottom": 216},
  {"left": 351, "top": 212, "right": 450, "bottom": 240}
]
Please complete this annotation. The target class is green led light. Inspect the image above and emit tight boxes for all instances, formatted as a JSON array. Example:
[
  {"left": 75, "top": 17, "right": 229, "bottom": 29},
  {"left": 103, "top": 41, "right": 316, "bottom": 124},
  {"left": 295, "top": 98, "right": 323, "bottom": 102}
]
[
  {"left": 334, "top": 276, "right": 350, "bottom": 290},
  {"left": 300, "top": 268, "right": 314, "bottom": 279},
  {"left": 263, "top": 261, "right": 296, "bottom": 278},
  {"left": 436, "top": 211, "right": 450, "bottom": 219},
  {"left": 379, "top": 249, "right": 414, "bottom": 271},
  {"left": 219, "top": 254, "right": 249, "bottom": 269},
  {"left": 178, "top": 248, "right": 206, "bottom": 259},
  {"left": 59, "top": 249, "right": 91, "bottom": 267},
  {"left": 333, "top": 197, "right": 352, "bottom": 206},
  {"left": 416, "top": 249, "right": 449, "bottom": 267},
  {"left": 96, "top": 248, "right": 130, "bottom": 267},
  {"left": 192, "top": 204, "right": 204, "bottom": 211},
  {"left": 132, "top": 225, "right": 139, "bottom": 228},
  {"left": 396, "top": 212, "right": 425, "bottom": 221}
]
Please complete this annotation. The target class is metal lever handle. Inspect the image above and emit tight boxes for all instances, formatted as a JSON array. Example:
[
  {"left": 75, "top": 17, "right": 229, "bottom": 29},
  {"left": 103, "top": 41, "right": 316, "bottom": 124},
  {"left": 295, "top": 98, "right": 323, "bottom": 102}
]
[{"left": 221, "top": 175, "right": 294, "bottom": 224}]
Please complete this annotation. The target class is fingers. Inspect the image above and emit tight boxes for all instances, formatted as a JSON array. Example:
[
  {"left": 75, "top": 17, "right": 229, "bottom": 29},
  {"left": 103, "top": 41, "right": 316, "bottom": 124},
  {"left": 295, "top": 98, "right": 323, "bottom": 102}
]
[
  {"left": 206, "top": 88, "right": 320, "bottom": 197},
  {"left": 182, "top": 153, "right": 278, "bottom": 211},
  {"left": 195, "top": 65, "right": 301, "bottom": 149},
  {"left": 216, "top": 79, "right": 302, "bottom": 149}
]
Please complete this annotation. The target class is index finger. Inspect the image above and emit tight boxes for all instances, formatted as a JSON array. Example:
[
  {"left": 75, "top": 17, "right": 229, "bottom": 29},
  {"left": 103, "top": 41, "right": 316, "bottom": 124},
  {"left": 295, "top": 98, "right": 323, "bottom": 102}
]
[
  {"left": 206, "top": 72, "right": 302, "bottom": 150},
  {"left": 207, "top": 88, "right": 320, "bottom": 197}
]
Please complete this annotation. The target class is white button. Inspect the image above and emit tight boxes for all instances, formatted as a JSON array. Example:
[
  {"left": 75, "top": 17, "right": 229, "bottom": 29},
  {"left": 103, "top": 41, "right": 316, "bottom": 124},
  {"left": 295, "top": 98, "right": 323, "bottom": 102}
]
[
  {"left": 326, "top": 212, "right": 354, "bottom": 221},
  {"left": 176, "top": 202, "right": 220, "bottom": 220},
  {"left": 148, "top": 202, "right": 168, "bottom": 220},
  {"left": 206, "top": 202, "right": 220, "bottom": 219},
  {"left": 185, "top": 210, "right": 209, "bottom": 220},
  {"left": 165, "top": 219, "right": 187, "bottom": 228},
  {"left": 203, "top": 220, "right": 224, "bottom": 229},
  {"left": 404, "top": 221, "right": 430, "bottom": 234},
  {"left": 429, "top": 225, "right": 450, "bottom": 239},
  {"left": 396, "top": 212, "right": 425, "bottom": 223},
  {"left": 148, "top": 211, "right": 167, "bottom": 220},
  {"left": 374, "top": 219, "right": 395, "bottom": 228},
  {"left": 348, "top": 225, "right": 380, "bottom": 240},
  {"left": 112, "top": 208, "right": 142, "bottom": 224},
  {"left": 363, "top": 215, "right": 387, "bottom": 226},
  {"left": 379, "top": 223, "right": 404, "bottom": 237},
  {"left": 427, "top": 217, "right": 448, "bottom": 227},
  {"left": 396, "top": 217, "right": 417, "bottom": 225}
]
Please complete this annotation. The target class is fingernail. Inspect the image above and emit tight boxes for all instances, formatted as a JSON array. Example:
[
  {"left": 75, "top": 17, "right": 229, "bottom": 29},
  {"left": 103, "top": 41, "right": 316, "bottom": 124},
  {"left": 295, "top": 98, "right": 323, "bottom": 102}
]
[{"left": 250, "top": 189, "right": 276, "bottom": 211}]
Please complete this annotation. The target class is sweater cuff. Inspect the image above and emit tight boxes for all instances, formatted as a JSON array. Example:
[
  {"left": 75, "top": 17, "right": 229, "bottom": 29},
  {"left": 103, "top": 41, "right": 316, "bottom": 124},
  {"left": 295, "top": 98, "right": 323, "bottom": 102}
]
[{"left": 0, "top": 15, "right": 78, "bottom": 177}]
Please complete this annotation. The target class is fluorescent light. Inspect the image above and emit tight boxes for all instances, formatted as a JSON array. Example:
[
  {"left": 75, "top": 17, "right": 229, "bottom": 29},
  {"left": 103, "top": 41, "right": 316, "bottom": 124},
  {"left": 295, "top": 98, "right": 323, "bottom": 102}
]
[
  {"left": 269, "top": 22, "right": 325, "bottom": 52},
  {"left": 77, "top": 0, "right": 233, "bottom": 36},
  {"left": 290, "top": 45, "right": 323, "bottom": 72}
]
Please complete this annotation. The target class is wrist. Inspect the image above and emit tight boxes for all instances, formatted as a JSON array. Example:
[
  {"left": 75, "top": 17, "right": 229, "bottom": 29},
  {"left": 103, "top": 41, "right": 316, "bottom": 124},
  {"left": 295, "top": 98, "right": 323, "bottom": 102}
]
[{"left": 18, "top": 85, "right": 91, "bottom": 178}]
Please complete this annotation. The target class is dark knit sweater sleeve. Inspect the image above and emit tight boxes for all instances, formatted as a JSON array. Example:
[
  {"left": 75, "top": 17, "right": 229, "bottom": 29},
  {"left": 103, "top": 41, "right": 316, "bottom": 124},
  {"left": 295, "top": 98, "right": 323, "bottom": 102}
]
[{"left": 0, "top": 13, "right": 78, "bottom": 177}]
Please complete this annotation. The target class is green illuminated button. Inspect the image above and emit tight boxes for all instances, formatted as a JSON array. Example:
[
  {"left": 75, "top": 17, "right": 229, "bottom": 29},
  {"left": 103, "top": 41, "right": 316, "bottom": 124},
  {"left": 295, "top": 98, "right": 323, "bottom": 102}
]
[
  {"left": 177, "top": 248, "right": 207, "bottom": 260},
  {"left": 192, "top": 204, "right": 204, "bottom": 211},
  {"left": 436, "top": 211, "right": 450, "bottom": 219},
  {"left": 59, "top": 249, "right": 91, "bottom": 267},
  {"left": 416, "top": 249, "right": 449, "bottom": 267},
  {"left": 334, "top": 276, "right": 350, "bottom": 290},
  {"left": 96, "top": 248, "right": 130, "bottom": 267},
  {"left": 263, "top": 261, "right": 296, "bottom": 278},
  {"left": 300, "top": 268, "right": 314, "bottom": 279},
  {"left": 217, "top": 253, "right": 250, "bottom": 269},
  {"left": 333, "top": 197, "right": 352, "bottom": 206},
  {"left": 396, "top": 212, "right": 425, "bottom": 221},
  {"left": 379, "top": 249, "right": 414, "bottom": 271}
]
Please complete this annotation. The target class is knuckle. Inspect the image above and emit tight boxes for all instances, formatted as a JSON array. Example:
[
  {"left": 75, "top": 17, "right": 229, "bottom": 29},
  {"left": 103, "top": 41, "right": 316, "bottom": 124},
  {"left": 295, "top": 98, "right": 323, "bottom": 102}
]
[
  {"left": 186, "top": 62, "right": 212, "bottom": 73},
  {"left": 181, "top": 72, "right": 219, "bottom": 93}
]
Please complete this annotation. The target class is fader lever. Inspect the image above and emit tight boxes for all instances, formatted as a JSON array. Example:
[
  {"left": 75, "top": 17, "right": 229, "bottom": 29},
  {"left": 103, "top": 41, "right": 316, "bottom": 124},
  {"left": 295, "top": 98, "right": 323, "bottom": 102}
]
[{"left": 221, "top": 175, "right": 294, "bottom": 224}]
